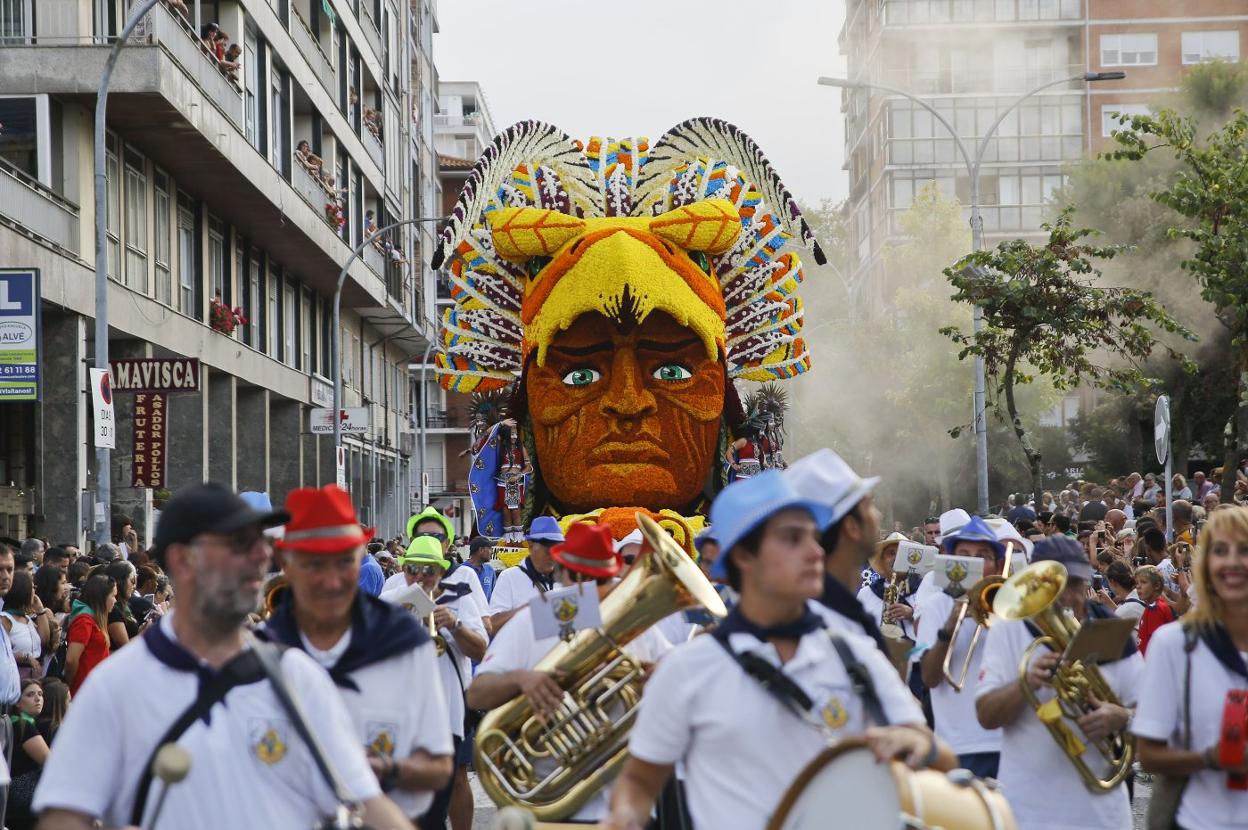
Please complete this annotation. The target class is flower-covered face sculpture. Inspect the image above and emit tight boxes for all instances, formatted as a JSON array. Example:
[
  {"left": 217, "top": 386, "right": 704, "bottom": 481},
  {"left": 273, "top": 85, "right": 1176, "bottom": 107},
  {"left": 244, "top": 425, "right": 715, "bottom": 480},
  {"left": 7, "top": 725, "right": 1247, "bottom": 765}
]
[
  {"left": 528, "top": 310, "right": 725, "bottom": 512},
  {"left": 432, "top": 121, "right": 822, "bottom": 532}
]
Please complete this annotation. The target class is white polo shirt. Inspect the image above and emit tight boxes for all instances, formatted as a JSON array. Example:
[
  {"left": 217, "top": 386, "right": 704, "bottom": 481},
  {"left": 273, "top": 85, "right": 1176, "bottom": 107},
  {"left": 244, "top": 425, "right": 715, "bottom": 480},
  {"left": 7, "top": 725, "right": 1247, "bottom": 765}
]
[
  {"left": 442, "top": 564, "right": 490, "bottom": 619},
  {"left": 808, "top": 599, "right": 872, "bottom": 640},
  {"left": 913, "top": 590, "right": 1001, "bottom": 756},
  {"left": 1132, "top": 624, "right": 1248, "bottom": 830},
  {"left": 33, "top": 615, "right": 379, "bottom": 828},
  {"left": 300, "top": 629, "right": 453, "bottom": 818},
  {"left": 434, "top": 588, "right": 488, "bottom": 740},
  {"left": 476, "top": 606, "right": 670, "bottom": 822},
  {"left": 975, "top": 619, "right": 1143, "bottom": 830},
  {"left": 628, "top": 626, "right": 924, "bottom": 830},
  {"left": 487, "top": 561, "right": 547, "bottom": 616}
]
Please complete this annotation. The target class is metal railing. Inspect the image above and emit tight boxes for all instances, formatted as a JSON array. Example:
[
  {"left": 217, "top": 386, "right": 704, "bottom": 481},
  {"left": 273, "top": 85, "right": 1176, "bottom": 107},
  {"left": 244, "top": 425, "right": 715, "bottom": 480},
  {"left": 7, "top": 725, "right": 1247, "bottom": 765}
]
[
  {"left": 292, "top": 159, "right": 337, "bottom": 213},
  {"left": 433, "top": 113, "right": 484, "bottom": 129},
  {"left": 0, "top": 160, "right": 80, "bottom": 253},
  {"left": 363, "top": 123, "right": 385, "bottom": 171},
  {"left": 289, "top": 6, "right": 335, "bottom": 98},
  {"left": 363, "top": 240, "right": 386, "bottom": 277}
]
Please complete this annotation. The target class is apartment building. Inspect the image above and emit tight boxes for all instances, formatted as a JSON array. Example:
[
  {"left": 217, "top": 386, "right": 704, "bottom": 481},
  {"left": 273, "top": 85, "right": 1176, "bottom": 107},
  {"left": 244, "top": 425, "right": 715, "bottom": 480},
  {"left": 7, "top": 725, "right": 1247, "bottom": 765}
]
[
  {"left": 838, "top": 0, "right": 1247, "bottom": 309},
  {"left": 0, "top": 0, "right": 442, "bottom": 545},
  {"left": 403, "top": 78, "right": 498, "bottom": 538}
]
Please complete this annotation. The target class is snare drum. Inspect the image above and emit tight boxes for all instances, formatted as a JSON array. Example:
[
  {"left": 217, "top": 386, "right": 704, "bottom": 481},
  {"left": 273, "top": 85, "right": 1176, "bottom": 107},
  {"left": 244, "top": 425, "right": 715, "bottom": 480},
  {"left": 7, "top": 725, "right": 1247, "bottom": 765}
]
[{"left": 768, "top": 739, "right": 1016, "bottom": 830}]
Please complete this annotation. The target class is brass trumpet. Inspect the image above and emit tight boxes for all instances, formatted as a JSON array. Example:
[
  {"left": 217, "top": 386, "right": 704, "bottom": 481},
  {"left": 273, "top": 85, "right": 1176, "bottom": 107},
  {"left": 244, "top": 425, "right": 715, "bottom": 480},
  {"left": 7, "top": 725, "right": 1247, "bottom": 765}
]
[
  {"left": 428, "top": 610, "right": 447, "bottom": 657},
  {"left": 941, "top": 542, "right": 1015, "bottom": 692},
  {"left": 992, "top": 560, "right": 1134, "bottom": 792}
]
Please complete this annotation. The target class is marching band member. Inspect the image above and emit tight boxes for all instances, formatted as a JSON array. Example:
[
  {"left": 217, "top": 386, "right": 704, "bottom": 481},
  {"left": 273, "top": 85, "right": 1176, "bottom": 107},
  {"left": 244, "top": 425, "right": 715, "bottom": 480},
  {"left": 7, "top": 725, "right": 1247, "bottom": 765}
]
[
  {"left": 33, "top": 484, "right": 414, "bottom": 829},
  {"left": 1133, "top": 506, "right": 1248, "bottom": 830},
  {"left": 606, "top": 471, "right": 953, "bottom": 830},
  {"left": 467, "top": 523, "right": 669, "bottom": 824},
  {"left": 915, "top": 516, "right": 1005, "bottom": 778},
  {"left": 857, "top": 531, "right": 922, "bottom": 671},
  {"left": 911, "top": 508, "right": 972, "bottom": 611},
  {"left": 394, "top": 507, "right": 490, "bottom": 625},
  {"left": 786, "top": 449, "right": 890, "bottom": 651},
  {"left": 975, "top": 535, "right": 1143, "bottom": 830},
  {"left": 486, "top": 517, "right": 563, "bottom": 632},
  {"left": 390, "top": 537, "right": 488, "bottom": 830},
  {"left": 260, "top": 486, "right": 454, "bottom": 826}
]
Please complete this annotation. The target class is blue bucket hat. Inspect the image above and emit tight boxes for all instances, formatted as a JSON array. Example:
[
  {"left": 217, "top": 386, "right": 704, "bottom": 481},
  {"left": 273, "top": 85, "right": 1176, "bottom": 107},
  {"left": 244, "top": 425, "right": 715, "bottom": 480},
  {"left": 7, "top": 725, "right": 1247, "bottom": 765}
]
[
  {"left": 940, "top": 515, "right": 1006, "bottom": 560},
  {"left": 708, "top": 470, "right": 833, "bottom": 581},
  {"left": 525, "top": 515, "right": 565, "bottom": 543}
]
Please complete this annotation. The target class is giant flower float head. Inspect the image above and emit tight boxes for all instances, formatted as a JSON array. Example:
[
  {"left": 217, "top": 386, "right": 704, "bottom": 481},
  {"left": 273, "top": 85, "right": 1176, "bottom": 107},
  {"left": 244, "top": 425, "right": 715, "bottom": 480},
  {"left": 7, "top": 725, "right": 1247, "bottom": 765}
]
[{"left": 432, "top": 118, "right": 824, "bottom": 533}]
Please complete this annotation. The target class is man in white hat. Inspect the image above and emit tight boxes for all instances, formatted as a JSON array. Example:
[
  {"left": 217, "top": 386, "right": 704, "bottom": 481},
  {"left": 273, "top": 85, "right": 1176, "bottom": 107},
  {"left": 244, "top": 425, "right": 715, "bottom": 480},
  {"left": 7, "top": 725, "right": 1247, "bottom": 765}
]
[{"left": 785, "top": 449, "right": 890, "bottom": 653}]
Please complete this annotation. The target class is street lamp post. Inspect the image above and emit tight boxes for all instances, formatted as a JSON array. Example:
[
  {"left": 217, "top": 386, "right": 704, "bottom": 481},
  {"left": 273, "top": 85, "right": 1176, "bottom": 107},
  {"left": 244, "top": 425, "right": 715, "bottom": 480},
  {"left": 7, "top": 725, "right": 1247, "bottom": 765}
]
[
  {"left": 92, "top": 0, "right": 163, "bottom": 547},
  {"left": 818, "top": 70, "right": 1124, "bottom": 516},
  {"left": 332, "top": 217, "right": 446, "bottom": 502}
]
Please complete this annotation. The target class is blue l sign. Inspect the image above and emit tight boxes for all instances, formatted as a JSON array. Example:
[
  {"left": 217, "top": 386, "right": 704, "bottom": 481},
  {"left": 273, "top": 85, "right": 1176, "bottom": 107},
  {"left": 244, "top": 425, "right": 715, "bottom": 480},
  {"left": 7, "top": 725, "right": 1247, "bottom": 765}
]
[{"left": 0, "top": 276, "right": 33, "bottom": 316}]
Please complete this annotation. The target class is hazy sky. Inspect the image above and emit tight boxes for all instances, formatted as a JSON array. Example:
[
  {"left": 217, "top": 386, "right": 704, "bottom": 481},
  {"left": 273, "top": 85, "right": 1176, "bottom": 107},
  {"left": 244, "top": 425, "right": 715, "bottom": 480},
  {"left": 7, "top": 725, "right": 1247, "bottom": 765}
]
[{"left": 433, "top": 0, "right": 849, "bottom": 207}]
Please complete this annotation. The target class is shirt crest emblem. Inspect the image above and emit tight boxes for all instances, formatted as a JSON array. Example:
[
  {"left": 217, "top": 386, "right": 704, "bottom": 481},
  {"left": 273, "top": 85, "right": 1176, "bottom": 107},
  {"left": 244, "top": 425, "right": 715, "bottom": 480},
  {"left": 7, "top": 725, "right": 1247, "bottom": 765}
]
[
  {"left": 367, "top": 721, "right": 399, "bottom": 757},
  {"left": 250, "top": 719, "right": 289, "bottom": 766},
  {"left": 820, "top": 695, "right": 849, "bottom": 730}
]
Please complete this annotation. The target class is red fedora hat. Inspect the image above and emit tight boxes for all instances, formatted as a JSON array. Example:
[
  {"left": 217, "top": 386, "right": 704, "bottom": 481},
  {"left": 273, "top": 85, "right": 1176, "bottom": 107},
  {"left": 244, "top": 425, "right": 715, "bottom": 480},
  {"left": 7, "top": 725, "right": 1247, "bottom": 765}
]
[
  {"left": 550, "top": 523, "right": 621, "bottom": 580},
  {"left": 275, "top": 485, "right": 374, "bottom": 553}
]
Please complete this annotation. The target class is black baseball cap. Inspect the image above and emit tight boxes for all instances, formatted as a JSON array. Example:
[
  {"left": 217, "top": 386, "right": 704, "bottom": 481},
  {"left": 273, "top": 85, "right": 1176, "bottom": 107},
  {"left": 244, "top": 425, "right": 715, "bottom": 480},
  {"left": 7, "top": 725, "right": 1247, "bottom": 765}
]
[
  {"left": 469, "top": 536, "right": 493, "bottom": 553},
  {"left": 153, "top": 483, "right": 289, "bottom": 564}
]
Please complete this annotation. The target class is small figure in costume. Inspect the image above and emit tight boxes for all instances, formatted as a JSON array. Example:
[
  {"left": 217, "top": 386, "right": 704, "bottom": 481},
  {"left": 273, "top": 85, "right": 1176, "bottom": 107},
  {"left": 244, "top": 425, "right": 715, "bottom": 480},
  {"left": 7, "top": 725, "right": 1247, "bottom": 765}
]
[
  {"left": 496, "top": 421, "right": 531, "bottom": 542},
  {"left": 726, "top": 430, "right": 763, "bottom": 482}
]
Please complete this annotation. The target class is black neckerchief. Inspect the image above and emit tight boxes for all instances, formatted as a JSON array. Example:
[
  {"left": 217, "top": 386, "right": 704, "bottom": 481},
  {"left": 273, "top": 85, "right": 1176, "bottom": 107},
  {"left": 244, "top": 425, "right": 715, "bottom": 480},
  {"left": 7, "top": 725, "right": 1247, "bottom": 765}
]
[
  {"left": 1198, "top": 622, "right": 1248, "bottom": 681},
  {"left": 1023, "top": 600, "right": 1138, "bottom": 663},
  {"left": 260, "top": 592, "right": 429, "bottom": 691},
  {"left": 866, "top": 572, "right": 922, "bottom": 602},
  {"left": 142, "top": 622, "right": 266, "bottom": 724},
  {"left": 520, "top": 556, "right": 554, "bottom": 592},
  {"left": 713, "top": 605, "right": 826, "bottom": 643},
  {"left": 436, "top": 581, "right": 473, "bottom": 606},
  {"left": 819, "top": 573, "right": 890, "bottom": 655}
]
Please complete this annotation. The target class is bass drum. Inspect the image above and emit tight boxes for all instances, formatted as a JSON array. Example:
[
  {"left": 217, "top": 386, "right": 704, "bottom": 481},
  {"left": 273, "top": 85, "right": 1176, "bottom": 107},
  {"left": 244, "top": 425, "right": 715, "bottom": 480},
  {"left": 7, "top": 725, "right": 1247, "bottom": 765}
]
[{"left": 768, "top": 740, "right": 1017, "bottom": 830}]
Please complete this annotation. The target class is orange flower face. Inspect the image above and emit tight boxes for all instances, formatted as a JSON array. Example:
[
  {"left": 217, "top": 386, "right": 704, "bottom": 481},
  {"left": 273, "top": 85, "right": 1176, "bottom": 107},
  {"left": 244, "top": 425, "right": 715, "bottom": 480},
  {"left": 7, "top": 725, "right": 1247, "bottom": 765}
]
[{"left": 527, "top": 311, "right": 724, "bottom": 513}]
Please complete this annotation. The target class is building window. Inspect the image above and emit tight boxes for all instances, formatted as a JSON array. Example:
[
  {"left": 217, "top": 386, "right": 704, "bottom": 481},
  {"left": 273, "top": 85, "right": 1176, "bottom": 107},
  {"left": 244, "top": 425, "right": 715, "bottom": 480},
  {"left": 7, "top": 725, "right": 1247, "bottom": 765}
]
[
  {"left": 106, "top": 136, "right": 120, "bottom": 280},
  {"left": 270, "top": 62, "right": 291, "bottom": 177},
  {"left": 245, "top": 29, "right": 260, "bottom": 149},
  {"left": 283, "top": 281, "right": 297, "bottom": 366},
  {"left": 0, "top": 96, "right": 42, "bottom": 180},
  {"left": 207, "top": 217, "right": 226, "bottom": 303},
  {"left": 1182, "top": 31, "right": 1240, "bottom": 65},
  {"left": 1101, "top": 104, "right": 1150, "bottom": 137},
  {"left": 248, "top": 253, "right": 262, "bottom": 349},
  {"left": 0, "top": 0, "right": 32, "bottom": 43},
  {"left": 268, "top": 268, "right": 280, "bottom": 357},
  {"left": 176, "top": 197, "right": 196, "bottom": 315},
  {"left": 1100, "top": 33, "right": 1158, "bottom": 67},
  {"left": 886, "top": 96, "right": 1082, "bottom": 167},
  {"left": 123, "top": 148, "right": 149, "bottom": 293},
  {"left": 302, "top": 286, "right": 314, "bottom": 372},
  {"left": 154, "top": 170, "right": 172, "bottom": 305}
]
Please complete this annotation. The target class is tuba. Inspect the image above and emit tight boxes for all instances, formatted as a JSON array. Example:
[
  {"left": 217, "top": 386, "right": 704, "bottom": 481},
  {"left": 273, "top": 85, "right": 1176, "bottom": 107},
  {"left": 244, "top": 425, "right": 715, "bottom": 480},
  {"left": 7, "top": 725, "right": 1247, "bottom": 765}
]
[
  {"left": 475, "top": 512, "right": 728, "bottom": 820},
  {"left": 992, "top": 560, "right": 1134, "bottom": 792},
  {"left": 941, "top": 542, "right": 1015, "bottom": 692}
]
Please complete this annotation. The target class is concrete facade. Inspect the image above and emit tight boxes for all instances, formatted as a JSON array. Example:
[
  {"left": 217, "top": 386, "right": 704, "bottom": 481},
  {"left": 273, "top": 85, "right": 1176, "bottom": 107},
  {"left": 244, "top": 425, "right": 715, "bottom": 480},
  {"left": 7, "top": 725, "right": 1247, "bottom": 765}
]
[{"left": 0, "top": 0, "right": 444, "bottom": 546}]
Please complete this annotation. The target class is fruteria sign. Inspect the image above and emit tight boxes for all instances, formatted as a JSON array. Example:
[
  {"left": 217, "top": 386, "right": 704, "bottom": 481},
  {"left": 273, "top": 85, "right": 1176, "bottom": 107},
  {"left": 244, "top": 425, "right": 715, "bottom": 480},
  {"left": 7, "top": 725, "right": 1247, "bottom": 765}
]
[{"left": 0, "top": 269, "right": 41, "bottom": 401}]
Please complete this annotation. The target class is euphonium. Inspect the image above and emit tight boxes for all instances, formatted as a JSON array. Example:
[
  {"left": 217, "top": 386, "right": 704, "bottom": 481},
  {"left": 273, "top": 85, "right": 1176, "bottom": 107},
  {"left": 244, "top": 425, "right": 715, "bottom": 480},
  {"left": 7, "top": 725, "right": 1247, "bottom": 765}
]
[
  {"left": 262, "top": 574, "right": 289, "bottom": 619},
  {"left": 880, "top": 573, "right": 906, "bottom": 640},
  {"left": 992, "top": 560, "right": 1134, "bottom": 792},
  {"left": 941, "top": 542, "right": 1015, "bottom": 692},
  {"left": 474, "top": 512, "right": 727, "bottom": 820}
]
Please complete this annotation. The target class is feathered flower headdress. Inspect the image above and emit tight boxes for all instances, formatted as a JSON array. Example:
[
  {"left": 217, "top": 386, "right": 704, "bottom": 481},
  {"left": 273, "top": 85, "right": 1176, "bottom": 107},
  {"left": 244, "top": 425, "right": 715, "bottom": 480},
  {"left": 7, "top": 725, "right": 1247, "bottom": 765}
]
[{"left": 432, "top": 117, "right": 825, "bottom": 393}]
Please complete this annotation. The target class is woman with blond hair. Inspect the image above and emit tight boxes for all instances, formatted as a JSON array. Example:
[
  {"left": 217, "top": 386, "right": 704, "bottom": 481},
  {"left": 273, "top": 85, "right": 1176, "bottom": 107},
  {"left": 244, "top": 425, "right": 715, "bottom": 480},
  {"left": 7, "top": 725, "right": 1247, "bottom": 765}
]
[{"left": 1133, "top": 506, "right": 1248, "bottom": 829}]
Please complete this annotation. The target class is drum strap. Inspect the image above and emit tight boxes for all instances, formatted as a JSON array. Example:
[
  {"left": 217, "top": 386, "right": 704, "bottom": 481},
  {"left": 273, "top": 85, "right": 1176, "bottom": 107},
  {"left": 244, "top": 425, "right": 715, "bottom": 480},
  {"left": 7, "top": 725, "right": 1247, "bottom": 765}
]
[{"left": 713, "top": 629, "right": 888, "bottom": 734}]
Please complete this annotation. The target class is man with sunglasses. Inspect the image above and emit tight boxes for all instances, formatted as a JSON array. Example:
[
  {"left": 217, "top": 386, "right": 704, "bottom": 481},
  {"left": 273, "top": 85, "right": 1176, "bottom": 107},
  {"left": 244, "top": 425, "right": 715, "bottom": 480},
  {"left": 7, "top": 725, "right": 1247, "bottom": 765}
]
[
  {"left": 34, "top": 483, "right": 416, "bottom": 830},
  {"left": 262, "top": 486, "right": 455, "bottom": 827},
  {"left": 392, "top": 507, "right": 490, "bottom": 635},
  {"left": 388, "top": 537, "right": 487, "bottom": 830}
]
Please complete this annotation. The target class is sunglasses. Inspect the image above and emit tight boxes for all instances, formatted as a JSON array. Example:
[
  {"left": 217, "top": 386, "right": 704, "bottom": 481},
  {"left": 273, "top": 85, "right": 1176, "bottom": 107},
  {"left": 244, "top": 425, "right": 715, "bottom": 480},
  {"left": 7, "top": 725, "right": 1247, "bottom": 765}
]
[
  {"left": 414, "top": 531, "right": 448, "bottom": 542},
  {"left": 403, "top": 564, "right": 439, "bottom": 576},
  {"left": 621, "top": 553, "right": 637, "bottom": 565}
]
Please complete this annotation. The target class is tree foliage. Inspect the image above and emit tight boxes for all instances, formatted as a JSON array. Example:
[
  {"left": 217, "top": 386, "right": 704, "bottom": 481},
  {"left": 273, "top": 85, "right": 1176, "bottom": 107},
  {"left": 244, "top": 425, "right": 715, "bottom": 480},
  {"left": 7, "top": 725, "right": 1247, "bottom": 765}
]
[
  {"left": 1106, "top": 96, "right": 1248, "bottom": 499},
  {"left": 942, "top": 210, "right": 1195, "bottom": 504}
]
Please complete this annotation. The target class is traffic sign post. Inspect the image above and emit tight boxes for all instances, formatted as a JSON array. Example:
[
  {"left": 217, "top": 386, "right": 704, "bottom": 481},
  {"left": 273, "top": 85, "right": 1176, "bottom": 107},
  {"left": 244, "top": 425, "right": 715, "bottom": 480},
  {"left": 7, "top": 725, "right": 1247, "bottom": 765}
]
[
  {"left": 336, "top": 445, "right": 348, "bottom": 490},
  {"left": 1155, "top": 395, "right": 1173, "bottom": 542},
  {"left": 89, "top": 368, "right": 115, "bottom": 449}
]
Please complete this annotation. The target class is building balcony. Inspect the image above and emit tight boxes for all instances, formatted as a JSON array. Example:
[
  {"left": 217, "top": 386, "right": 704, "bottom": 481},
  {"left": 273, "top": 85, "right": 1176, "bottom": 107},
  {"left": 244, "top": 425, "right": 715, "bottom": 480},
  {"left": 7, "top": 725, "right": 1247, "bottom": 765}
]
[
  {"left": 141, "top": 5, "right": 245, "bottom": 127},
  {"left": 0, "top": 160, "right": 80, "bottom": 255},
  {"left": 882, "top": 0, "right": 1082, "bottom": 26},
  {"left": 359, "top": 4, "right": 385, "bottom": 63},
  {"left": 364, "top": 239, "right": 386, "bottom": 277},
  {"left": 290, "top": 6, "right": 336, "bottom": 101},
  {"left": 363, "top": 124, "right": 385, "bottom": 171}
]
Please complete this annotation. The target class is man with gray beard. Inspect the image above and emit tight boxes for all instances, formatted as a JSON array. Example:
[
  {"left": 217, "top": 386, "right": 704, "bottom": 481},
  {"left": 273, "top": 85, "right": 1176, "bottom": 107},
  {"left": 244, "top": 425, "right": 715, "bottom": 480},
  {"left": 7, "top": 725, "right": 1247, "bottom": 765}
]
[{"left": 34, "top": 483, "right": 416, "bottom": 830}]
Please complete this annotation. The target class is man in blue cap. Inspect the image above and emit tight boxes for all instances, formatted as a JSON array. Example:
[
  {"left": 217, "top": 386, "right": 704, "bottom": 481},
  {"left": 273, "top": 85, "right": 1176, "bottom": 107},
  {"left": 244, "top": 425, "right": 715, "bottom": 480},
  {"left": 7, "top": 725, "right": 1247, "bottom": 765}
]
[
  {"left": 975, "top": 535, "right": 1141, "bottom": 830},
  {"left": 914, "top": 514, "right": 1005, "bottom": 779},
  {"left": 607, "top": 469, "right": 951, "bottom": 830},
  {"left": 486, "top": 516, "right": 563, "bottom": 632}
]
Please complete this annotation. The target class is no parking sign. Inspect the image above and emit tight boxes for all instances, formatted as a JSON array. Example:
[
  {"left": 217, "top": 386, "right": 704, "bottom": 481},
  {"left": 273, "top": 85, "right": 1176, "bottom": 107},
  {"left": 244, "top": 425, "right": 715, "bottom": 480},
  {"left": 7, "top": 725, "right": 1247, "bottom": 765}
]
[{"left": 89, "top": 368, "right": 115, "bottom": 449}]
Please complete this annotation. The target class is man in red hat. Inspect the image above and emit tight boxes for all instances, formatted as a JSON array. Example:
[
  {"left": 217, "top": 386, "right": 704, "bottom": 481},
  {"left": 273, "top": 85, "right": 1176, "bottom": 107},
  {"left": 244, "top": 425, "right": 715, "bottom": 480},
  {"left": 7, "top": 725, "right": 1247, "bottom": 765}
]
[
  {"left": 261, "top": 485, "right": 454, "bottom": 826},
  {"left": 466, "top": 523, "right": 670, "bottom": 824}
]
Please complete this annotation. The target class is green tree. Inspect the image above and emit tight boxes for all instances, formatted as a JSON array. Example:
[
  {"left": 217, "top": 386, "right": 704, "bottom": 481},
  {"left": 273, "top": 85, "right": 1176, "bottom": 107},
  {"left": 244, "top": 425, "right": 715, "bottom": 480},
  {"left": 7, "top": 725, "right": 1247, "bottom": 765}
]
[
  {"left": 1106, "top": 101, "right": 1248, "bottom": 501},
  {"left": 942, "top": 210, "right": 1194, "bottom": 506}
]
